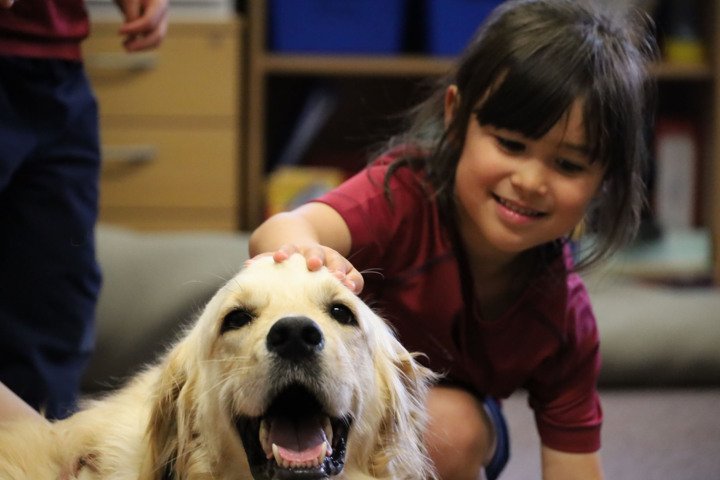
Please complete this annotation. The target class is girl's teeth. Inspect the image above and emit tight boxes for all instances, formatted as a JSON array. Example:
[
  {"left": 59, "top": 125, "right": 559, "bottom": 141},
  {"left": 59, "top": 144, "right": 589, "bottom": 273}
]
[{"left": 498, "top": 197, "right": 542, "bottom": 217}]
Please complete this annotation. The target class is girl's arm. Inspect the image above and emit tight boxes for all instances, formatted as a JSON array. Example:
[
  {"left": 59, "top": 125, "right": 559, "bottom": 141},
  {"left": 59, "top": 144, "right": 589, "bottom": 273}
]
[
  {"left": 541, "top": 445, "right": 604, "bottom": 480},
  {"left": 248, "top": 202, "right": 364, "bottom": 293},
  {"left": 0, "top": 382, "right": 44, "bottom": 422}
]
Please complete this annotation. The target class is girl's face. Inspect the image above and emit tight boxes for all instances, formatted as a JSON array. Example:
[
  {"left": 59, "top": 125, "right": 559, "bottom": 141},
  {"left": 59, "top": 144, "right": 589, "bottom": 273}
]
[{"left": 447, "top": 87, "right": 605, "bottom": 260}]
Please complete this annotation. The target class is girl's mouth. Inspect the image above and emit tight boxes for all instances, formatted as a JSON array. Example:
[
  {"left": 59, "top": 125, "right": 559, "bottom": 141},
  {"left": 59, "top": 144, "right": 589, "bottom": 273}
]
[{"left": 492, "top": 194, "right": 547, "bottom": 218}]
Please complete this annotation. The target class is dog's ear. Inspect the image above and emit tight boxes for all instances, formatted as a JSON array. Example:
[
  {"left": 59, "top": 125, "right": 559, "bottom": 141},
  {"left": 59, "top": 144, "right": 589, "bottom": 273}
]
[
  {"left": 139, "top": 341, "right": 198, "bottom": 480},
  {"left": 369, "top": 322, "right": 438, "bottom": 479}
]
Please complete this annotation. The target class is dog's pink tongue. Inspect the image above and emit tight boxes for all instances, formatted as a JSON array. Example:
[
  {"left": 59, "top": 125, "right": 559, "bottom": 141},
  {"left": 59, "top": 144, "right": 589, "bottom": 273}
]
[{"left": 269, "top": 416, "right": 327, "bottom": 463}]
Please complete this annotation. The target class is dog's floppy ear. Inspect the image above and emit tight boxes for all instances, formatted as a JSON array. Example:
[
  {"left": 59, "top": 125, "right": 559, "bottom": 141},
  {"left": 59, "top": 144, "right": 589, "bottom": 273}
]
[
  {"left": 139, "top": 339, "right": 199, "bottom": 480},
  {"left": 368, "top": 320, "right": 438, "bottom": 479}
]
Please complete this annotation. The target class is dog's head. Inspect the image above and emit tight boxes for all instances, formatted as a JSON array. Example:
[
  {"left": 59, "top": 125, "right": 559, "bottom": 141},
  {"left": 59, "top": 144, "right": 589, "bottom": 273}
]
[{"left": 146, "top": 254, "right": 436, "bottom": 479}]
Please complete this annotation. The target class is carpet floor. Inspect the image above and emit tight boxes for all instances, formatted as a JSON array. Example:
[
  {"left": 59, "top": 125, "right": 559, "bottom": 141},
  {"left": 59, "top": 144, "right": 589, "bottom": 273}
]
[{"left": 500, "top": 388, "right": 720, "bottom": 479}]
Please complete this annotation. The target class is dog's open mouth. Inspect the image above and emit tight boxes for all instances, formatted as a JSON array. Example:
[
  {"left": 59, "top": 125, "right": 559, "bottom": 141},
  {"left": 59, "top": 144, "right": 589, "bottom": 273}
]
[{"left": 235, "top": 384, "right": 352, "bottom": 480}]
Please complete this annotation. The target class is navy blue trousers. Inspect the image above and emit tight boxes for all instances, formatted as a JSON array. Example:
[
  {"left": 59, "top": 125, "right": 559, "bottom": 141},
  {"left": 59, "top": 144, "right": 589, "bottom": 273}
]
[{"left": 0, "top": 56, "right": 101, "bottom": 419}]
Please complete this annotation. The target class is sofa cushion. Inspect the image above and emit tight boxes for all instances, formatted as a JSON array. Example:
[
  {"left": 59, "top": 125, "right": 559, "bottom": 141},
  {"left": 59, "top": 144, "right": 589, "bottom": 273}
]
[
  {"left": 82, "top": 225, "right": 250, "bottom": 392},
  {"left": 586, "top": 274, "right": 720, "bottom": 386},
  {"left": 84, "top": 226, "right": 720, "bottom": 391}
]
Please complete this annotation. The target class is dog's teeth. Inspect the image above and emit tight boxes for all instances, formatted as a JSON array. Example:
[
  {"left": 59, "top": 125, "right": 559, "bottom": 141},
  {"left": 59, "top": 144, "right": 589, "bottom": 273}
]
[
  {"left": 323, "top": 417, "right": 333, "bottom": 446},
  {"left": 319, "top": 442, "right": 329, "bottom": 464},
  {"left": 260, "top": 420, "right": 272, "bottom": 458},
  {"left": 272, "top": 443, "right": 282, "bottom": 466}
]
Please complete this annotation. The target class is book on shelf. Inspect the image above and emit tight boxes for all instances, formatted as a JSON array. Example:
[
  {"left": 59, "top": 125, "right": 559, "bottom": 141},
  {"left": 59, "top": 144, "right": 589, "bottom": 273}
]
[{"left": 653, "top": 117, "right": 699, "bottom": 231}]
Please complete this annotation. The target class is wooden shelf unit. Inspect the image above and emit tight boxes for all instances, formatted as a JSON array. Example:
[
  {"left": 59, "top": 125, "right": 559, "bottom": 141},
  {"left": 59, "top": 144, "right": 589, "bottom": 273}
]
[{"left": 244, "top": 0, "right": 720, "bottom": 281}]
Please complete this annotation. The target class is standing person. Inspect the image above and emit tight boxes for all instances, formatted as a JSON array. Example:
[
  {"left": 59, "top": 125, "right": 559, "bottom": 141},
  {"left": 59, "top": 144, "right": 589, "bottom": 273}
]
[
  {"left": 249, "top": 0, "right": 657, "bottom": 478},
  {"left": 0, "top": 0, "right": 168, "bottom": 420}
]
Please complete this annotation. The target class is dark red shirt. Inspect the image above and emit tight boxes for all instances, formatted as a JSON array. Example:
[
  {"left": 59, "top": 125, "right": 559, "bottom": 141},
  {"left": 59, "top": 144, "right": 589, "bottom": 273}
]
[
  {"left": 0, "top": 0, "right": 89, "bottom": 60},
  {"left": 315, "top": 158, "right": 603, "bottom": 453}
]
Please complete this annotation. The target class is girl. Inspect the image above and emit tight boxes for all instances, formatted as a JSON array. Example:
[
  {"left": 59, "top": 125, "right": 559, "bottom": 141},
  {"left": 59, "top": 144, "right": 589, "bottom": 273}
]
[{"left": 250, "top": 0, "right": 657, "bottom": 478}]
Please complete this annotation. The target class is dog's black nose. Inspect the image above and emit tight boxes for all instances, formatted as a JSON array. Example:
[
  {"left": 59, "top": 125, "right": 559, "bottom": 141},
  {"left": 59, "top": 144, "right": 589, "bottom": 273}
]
[{"left": 266, "top": 316, "right": 324, "bottom": 360}]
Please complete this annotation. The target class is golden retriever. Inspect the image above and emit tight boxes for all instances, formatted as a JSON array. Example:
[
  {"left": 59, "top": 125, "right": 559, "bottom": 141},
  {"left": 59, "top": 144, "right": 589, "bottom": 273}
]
[{"left": 0, "top": 254, "right": 436, "bottom": 480}]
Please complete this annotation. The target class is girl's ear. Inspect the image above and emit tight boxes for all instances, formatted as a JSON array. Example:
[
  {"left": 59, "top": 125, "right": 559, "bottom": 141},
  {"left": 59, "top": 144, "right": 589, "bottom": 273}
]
[{"left": 444, "top": 85, "right": 460, "bottom": 128}]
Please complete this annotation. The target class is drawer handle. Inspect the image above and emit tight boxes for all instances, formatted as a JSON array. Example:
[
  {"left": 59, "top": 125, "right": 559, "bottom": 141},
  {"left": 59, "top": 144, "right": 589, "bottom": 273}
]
[
  {"left": 102, "top": 145, "right": 157, "bottom": 164},
  {"left": 86, "top": 52, "right": 159, "bottom": 72}
]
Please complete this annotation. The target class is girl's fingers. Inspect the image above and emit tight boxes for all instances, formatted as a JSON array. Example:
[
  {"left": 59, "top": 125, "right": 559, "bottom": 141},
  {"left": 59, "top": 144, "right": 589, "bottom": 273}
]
[
  {"left": 327, "top": 258, "right": 364, "bottom": 294},
  {"left": 346, "top": 269, "right": 364, "bottom": 294},
  {"left": 273, "top": 244, "right": 302, "bottom": 263},
  {"left": 259, "top": 244, "right": 364, "bottom": 293},
  {"left": 298, "top": 245, "right": 325, "bottom": 271}
]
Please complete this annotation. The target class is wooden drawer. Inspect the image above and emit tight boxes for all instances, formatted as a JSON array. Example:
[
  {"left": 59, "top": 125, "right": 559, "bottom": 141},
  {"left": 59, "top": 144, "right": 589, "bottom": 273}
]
[
  {"left": 99, "top": 125, "right": 238, "bottom": 210},
  {"left": 99, "top": 205, "right": 238, "bottom": 231},
  {"left": 84, "top": 21, "right": 239, "bottom": 118}
]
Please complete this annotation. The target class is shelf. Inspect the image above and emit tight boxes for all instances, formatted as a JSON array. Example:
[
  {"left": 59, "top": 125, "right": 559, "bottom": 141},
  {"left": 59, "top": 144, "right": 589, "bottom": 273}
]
[
  {"left": 258, "top": 53, "right": 712, "bottom": 81},
  {"left": 651, "top": 62, "right": 713, "bottom": 81},
  {"left": 258, "top": 54, "right": 453, "bottom": 77}
]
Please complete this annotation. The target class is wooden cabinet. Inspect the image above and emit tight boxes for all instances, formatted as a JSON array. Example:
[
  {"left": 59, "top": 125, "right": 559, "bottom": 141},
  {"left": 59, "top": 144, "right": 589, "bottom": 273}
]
[
  {"left": 85, "top": 20, "right": 242, "bottom": 231},
  {"left": 245, "top": 1, "right": 720, "bottom": 281}
]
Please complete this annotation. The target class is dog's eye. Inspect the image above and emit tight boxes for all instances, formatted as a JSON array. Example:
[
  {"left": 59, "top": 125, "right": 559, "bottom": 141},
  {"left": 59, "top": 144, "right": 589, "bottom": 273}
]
[
  {"left": 221, "top": 308, "right": 254, "bottom": 333},
  {"left": 329, "top": 303, "right": 357, "bottom": 326}
]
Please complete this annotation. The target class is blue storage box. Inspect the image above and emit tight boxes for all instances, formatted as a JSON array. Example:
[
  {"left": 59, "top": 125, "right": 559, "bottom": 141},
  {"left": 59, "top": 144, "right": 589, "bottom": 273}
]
[
  {"left": 426, "top": 0, "right": 504, "bottom": 56},
  {"left": 270, "top": 0, "right": 406, "bottom": 54}
]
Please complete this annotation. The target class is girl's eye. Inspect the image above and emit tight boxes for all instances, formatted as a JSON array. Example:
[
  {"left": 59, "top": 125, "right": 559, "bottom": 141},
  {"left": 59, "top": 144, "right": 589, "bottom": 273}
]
[
  {"left": 496, "top": 136, "right": 526, "bottom": 154},
  {"left": 555, "top": 158, "right": 586, "bottom": 174}
]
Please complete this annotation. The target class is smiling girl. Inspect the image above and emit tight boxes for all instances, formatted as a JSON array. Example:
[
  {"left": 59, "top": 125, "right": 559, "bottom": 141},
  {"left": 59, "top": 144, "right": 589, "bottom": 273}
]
[{"left": 249, "top": 1, "right": 657, "bottom": 478}]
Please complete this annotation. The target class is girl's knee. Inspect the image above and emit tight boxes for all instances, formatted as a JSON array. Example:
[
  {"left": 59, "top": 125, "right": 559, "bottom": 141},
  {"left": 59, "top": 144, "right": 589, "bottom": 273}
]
[{"left": 424, "top": 386, "right": 496, "bottom": 479}]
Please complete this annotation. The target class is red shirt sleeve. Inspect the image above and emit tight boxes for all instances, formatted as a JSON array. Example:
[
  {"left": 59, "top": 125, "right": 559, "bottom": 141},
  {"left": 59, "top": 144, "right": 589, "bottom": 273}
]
[
  {"left": 526, "top": 271, "right": 603, "bottom": 453},
  {"left": 313, "top": 164, "right": 392, "bottom": 263},
  {"left": 313, "top": 161, "right": 439, "bottom": 270}
]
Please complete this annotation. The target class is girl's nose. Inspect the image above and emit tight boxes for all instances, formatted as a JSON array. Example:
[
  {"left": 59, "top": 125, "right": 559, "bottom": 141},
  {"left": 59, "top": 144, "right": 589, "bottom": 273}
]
[{"left": 510, "top": 161, "right": 549, "bottom": 196}]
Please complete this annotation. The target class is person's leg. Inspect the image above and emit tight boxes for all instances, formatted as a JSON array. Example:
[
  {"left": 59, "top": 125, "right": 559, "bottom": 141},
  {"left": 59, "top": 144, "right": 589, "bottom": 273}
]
[
  {"left": 0, "top": 57, "right": 101, "bottom": 419},
  {"left": 424, "top": 385, "right": 509, "bottom": 480}
]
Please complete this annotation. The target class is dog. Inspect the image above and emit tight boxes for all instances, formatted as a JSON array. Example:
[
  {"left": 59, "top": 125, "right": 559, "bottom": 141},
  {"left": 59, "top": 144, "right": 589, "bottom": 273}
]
[{"left": 0, "top": 253, "right": 436, "bottom": 479}]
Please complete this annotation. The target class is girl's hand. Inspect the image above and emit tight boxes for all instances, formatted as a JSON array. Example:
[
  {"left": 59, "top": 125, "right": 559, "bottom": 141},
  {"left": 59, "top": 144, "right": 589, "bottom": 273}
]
[
  {"left": 248, "top": 244, "right": 364, "bottom": 294},
  {"left": 0, "top": 0, "right": 15, "bottom": 8}
]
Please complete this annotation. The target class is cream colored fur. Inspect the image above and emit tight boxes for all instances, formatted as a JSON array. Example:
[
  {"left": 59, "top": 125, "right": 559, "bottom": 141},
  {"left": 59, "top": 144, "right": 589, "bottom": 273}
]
[{"left": 0, "top": 254, "right": 435, "bottom": 479}]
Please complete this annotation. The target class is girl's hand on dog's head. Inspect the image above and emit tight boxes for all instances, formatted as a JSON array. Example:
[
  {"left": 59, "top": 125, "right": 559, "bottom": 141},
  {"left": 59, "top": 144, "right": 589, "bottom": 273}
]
[{"left": 249, "top": 244, "right": 364, "bottom": 294}]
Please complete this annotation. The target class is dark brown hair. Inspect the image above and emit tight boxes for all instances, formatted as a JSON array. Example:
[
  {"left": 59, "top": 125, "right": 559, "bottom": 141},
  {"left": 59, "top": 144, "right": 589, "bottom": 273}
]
[{"left": 382, "top": 0, "right": 658, "bottom": 270}]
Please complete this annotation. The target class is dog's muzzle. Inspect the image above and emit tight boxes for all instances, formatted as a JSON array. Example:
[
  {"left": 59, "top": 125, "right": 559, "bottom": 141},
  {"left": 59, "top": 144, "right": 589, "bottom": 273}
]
[{"left": 235, "top": 317, "right": 353, "bottom": 480}]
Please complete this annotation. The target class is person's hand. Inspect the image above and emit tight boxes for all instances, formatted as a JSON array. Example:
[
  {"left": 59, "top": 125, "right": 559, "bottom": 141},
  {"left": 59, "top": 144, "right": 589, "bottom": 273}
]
[
  {"left": 0, "top": 0, "right": 15, "bottom": 9},
  {"left": 248, "top": 244, "right": 364, "bottom": 295},
  {"left": 114, "top": 0, "right": 169, "bottom": 52}
]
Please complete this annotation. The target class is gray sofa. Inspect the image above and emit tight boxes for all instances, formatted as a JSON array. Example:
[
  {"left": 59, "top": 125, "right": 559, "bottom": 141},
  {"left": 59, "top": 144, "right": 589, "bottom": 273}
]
[
  {"left": 83, "top": 225, "right": 251, "bottom": 390},
  {"left": 86, "top": 225, "right": 720, "bottom": 479}
]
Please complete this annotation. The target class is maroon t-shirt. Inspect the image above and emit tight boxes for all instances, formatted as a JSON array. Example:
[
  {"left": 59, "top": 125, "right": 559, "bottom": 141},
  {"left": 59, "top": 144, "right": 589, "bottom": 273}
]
[
  {"left": 314, "top": 158, "right": 603, "bottom": 453},
  {"left": 0, "top": 0, "right": 89, "bottom": 60}
]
